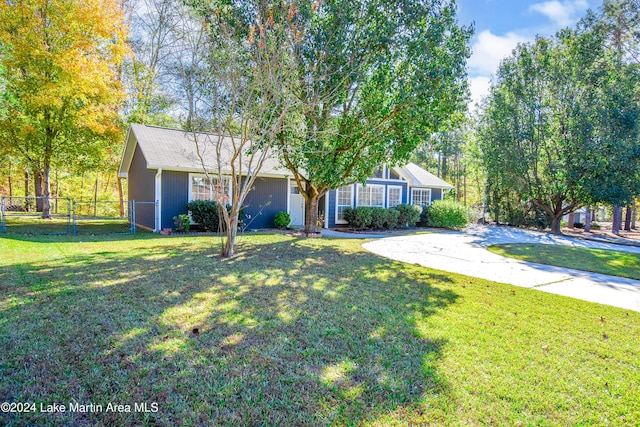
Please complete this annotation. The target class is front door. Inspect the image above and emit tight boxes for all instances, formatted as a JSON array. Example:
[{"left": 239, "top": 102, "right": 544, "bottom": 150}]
[{"left": 290, "top": 184, "right": 305, "bottom": 227}]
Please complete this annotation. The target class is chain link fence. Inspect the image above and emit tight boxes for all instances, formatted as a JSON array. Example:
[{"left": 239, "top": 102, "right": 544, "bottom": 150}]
[
  {"left": 72, "top": 200, "right": 133, "bottom": 235},
  {"left": 0, "top": 196, "right": 72, "bottom": 235},
  {"left": 1, "top": 197, "right": 156, "bottom": 235}
]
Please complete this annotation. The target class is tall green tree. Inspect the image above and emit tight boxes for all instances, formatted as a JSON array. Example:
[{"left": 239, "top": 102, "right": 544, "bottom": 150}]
[
  {"left": 0, "top": 0, "right": 129, "bottom": 216},
  {"left": 277, "top": 0, "right": 471, "bottom": 233},
  {"left": 479, "top": 14, "right": 640, "bottom": 234},
  {"left": 480, "top": 32, "right": 596, "bottom": 233}
]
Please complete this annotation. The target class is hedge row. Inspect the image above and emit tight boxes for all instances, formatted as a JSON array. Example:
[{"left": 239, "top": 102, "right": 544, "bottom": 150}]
[
  {"left": 343, "top": 204, "right": 421, "bottom": 230},
  {"left": 343, "top": 200, "right": 469, "bottom": 230}
]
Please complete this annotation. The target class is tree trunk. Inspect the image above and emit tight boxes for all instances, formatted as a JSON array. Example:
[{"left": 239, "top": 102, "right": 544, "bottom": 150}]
[
  {"left": 304, "top": 195, "right": 321, "bottom": 234},
  {"left": 584, "top": 205, "right": 592, "bottom": 232},
  {"left": 463, "top": 166, "right": 467, "bottom": 206},
  {"left": 550, "top": 215, "right": 562, "bottom": 234},
  {"left": 42, "top": 163, "right": 51, "bottom": 218},
  {"left": 624, "top": 205, "right": 632, "bottom": 231},
  {"left": 221, "top": 214, "right": 239, "bottom": 258},
  {"left": 24, "top": 171, "right": 30, "bottom": 211},
  {"left": 592, "top": 207, "right": 596, "bottom": 222},
  {"left": 117, "top": 177, "right": 125, "bottom": 217},
  {"left": 41, "top": 141, "right": 53, "bottom": 218},
  {"left": 632, "top": 203, "right": 637, "bottom": 230},
  {"left": 612, "top": 205, "right": 622, "bottom": 235},
  {"left": 34, "top": 170, "right": 43, "bottom": 212},
  {"left": 54, "top": 170, "right": 58, "bottom": 214},
  {"left": 93, "top": 178, "right": 99, "bottom": 216},
  {"left": 8, "top": 163, "right": 12, "bottom": 197},
  {"left": 568, "top": 212, "right": 575, "bottom": 229}
]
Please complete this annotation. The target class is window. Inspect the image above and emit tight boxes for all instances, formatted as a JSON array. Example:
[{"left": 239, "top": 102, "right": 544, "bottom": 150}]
[
  {"left": 189, "top": 174, "right": 231, "bottom": 203},
  {"left": 372, "top": 166, "right": 384, "bottom": 179},
  {"left": 357, "top": 184, "right": 385, "bottom": 207},
  {"left": 335, "top": 185, "right": 353, "bottom": 224},
  {"left": 411, "top": 188, "right": 431, "bottom": 209},
  {"left": 387, "top": 186, "right": 403, "bottom": 207},
  {"left": 389, "top": 169, "right": 401, "bottom": 180}
]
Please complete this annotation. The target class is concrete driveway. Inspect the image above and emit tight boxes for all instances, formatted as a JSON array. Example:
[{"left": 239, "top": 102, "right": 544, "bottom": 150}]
[{"left": 362, "top": 225, "right": 640, "bottom": 312}]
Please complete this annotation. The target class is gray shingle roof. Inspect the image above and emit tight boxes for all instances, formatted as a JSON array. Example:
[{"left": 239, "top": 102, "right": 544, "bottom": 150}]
[{"left": 120, "top": 124, "right": 289, "bottom": 177}]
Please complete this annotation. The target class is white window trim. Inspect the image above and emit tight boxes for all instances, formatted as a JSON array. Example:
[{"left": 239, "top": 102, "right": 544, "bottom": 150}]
[
  {"left": 335, "top": 185, "right": 353, "bottom": 225},
  {"left": 411, "top": 188, "right": 432, "bottom": 207},
  {"left": 188, "top": 173, "right": 232, "bottom": 202},
  {"left": 387, "top": 185, "right": 403, "bottom": 208},
  {"left": 356, "top": 183, "right": 385, "bottom": 208}
]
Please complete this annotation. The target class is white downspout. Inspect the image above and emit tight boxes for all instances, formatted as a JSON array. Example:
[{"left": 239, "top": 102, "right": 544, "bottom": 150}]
[
  {"left": 155, "top": 168, "right": 162, "bottom": 232},
  {"left": 324, "top": 193, "right": 329, "bottom": 229},
  {"left": 286, "top": 176, "right": 291, "bottom": 215}
]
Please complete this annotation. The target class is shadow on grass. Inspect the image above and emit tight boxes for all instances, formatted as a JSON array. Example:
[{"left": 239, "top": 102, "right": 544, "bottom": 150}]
[{"left": 0, "top": 236, "right": 458, "bottom": 426}]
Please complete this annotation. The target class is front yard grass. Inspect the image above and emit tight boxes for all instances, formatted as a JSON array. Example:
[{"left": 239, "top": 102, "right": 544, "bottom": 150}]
[
  {"left": 488, "top": 243, "right": 640, "bottom": 280},
  {"left": 1, "top": 234, "right": 639, "bottom": 426}
]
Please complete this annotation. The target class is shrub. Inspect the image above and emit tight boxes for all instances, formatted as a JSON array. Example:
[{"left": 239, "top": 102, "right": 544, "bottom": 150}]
[
  {"left": 173, "top": 214, "right": 190, "bottom": 232},
  {"left": 385, "top": 208, "right": 400, "bottom": 229},
  {"left": 187, "top": 200, "right": 219, "bottom": 231},
  {"left": 343, "top": 206, "right": 373, "bottom": 229},
  {"left": 344, "top": 206, "right": 401, "bottom": 230},
  {"left": 186, "top": 200, "right": 246, "bottom": 231},
  {"left": 426, "top": 199, "right": 468, "bottom": 229},
  {"left": 369, "top": 207, "right": 399, "bottom": 230},
  {"left": 419, "top": 205, "right": 430, "bottom": 224},
  {"left": 274, "top": 211, "right": 291, "bottom": 229},
  {"left": 573, "top": 222, "right": 584, "bottom": 229},
  {"left": 591, "top": 222, "right": 602, "bottom": 230},
  {"left": 369, "top": 207, "right": 387, "bottom": 229},
  {"left": 393, "top": 204, "right": 421, "bottom": 227}
]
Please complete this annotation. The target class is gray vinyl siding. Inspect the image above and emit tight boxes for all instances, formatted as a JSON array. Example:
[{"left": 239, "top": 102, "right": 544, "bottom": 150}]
[
  {"left": 243, "top": 177, "right": 287, "bottom": 229},
  {"left": 128, "top": 144, "right": 156, "bottom": 230},
  {"left": 161, "top": 171, "right": 189, "bottom": 230}
]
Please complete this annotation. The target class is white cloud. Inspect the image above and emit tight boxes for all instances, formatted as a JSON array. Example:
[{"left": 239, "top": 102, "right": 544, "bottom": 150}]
[
  {"left": 529, "top": 0, "right": 590, "bottom": 28},
  {"left": 464, "top": 0, "right": 597, "bottom": 112},
  {"left": 468, "top": 30, "right": 531, "bottom": 76},
  {"left": 469, "top": 76, "right": 491, "bottom": 110}
]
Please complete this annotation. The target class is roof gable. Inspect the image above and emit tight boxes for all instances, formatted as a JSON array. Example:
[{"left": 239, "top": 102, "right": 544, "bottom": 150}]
[
  {"left": 394, "top": 163, "right": 454, "bottom": 189},
  {"left": 119, "top": 124, "right": 290, "bottom": 178}
]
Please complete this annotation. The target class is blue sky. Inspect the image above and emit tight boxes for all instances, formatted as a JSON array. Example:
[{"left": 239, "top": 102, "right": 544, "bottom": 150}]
[{"left": 455, "top": 0, "right": 603, "bottom": 108}]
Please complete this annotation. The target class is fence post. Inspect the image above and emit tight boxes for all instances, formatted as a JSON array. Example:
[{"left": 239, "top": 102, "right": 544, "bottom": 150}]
[
  {"left": 132, "top": 200, "right": 137, "bottom": 234},
  {"left": 66, "top": 198, "right": 72, "bottom": 235},
  {"left": 128, "top": 200, "right": 134, "bottom": 234},
  {"left": 0, "top": 196, "right": 5, "bottom": 233},
  {"left": 72, "top": 201, "right": 77, "bottom": 235}
]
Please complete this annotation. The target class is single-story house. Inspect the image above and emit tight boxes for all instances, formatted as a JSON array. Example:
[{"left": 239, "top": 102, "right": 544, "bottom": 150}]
[{"left": 118, "top": 124, "right": 454, "bottom": 231}]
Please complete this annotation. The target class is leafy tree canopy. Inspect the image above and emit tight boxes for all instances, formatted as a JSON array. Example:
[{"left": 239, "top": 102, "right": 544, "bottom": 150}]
[{"left": 0, "top": 0, "right": 129, "bottom": 214}]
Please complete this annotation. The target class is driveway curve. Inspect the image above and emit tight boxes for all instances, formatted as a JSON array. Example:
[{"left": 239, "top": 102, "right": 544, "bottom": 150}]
[{"left": 362, "top": 225, "right": 640, "bottom": 312}]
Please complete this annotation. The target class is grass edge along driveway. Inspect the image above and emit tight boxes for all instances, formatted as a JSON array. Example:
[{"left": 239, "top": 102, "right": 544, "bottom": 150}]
[
  {"left": 1, "top": 233, "right": 639, "bottom": 426},
  {"left": 489, "top": 243, "right": 640, "bottom": 280}
]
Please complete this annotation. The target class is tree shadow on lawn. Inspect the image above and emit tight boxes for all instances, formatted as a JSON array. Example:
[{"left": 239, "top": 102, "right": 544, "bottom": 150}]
[{"left": 0, "top": 236, "right": 458, "bottom": 426}]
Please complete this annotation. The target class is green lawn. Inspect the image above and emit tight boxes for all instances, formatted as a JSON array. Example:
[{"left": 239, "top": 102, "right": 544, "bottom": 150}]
[
  {"left": 1, "top": 234, "right": 639, "bottom": 426},
  {"left": 489, "top": 243, "right": 640, "bottom": 280}
]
